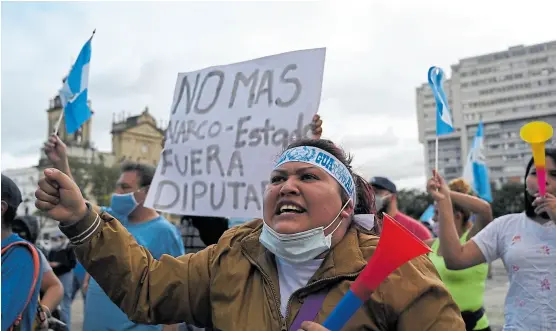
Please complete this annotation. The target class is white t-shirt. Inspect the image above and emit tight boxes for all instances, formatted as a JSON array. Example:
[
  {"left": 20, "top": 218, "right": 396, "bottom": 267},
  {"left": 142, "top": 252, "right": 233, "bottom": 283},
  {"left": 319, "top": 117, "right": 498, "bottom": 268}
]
[
  {"left": 276, "top": 257, "right": 323, "bottom": 317},
  {"left": 472, "top": 212, "right": 556, "bottom": 331}
]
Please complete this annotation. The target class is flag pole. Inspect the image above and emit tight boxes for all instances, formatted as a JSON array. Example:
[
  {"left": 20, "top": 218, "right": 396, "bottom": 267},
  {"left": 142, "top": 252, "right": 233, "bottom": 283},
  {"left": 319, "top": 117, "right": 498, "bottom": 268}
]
[
  {"left": 435, "top": 136, "right": 439, "bottom": 172},
  {"left": 53, "top": 111, "right": 64, "bottom": 136},
  {"left": 53, "top": 29, "right": 96, "bottom": 136}
]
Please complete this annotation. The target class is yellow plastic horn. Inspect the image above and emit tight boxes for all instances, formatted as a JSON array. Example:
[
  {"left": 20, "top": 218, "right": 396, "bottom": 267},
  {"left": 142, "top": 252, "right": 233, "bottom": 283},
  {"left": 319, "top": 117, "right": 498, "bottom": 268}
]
[
  {"left": 520, "top": 121, "right": 553, "bottom": 164},
  {"left": 520, "top": 121, "right": 553, "bottom": 195}
]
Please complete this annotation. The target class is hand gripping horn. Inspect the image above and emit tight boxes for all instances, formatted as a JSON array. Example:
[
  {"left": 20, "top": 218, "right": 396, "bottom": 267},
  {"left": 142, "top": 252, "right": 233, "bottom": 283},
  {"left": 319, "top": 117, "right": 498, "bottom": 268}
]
[{"left": 322, "top": 214, "right": 432, "bottom": 331}]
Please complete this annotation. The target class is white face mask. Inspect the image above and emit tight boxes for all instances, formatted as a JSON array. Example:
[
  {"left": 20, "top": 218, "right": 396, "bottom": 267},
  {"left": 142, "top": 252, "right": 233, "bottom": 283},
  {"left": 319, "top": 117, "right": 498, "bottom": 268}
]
[{"left": 259, "top": 199, "right": 351, "bottom": 264}]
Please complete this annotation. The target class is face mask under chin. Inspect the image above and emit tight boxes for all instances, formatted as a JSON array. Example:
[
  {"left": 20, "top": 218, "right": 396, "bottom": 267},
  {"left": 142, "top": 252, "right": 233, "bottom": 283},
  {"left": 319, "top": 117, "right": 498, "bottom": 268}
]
[{"left": 259, "top": 199, "right": 351, "bottom": 263}]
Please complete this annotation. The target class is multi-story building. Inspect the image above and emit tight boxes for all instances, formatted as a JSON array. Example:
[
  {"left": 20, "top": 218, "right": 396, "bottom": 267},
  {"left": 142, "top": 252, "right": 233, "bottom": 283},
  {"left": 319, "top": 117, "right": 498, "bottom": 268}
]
[
  {"left": 111, "top": 107, "right": 165, "bottom": 166},
  {"left": 1, "top": 167, "right": 41, "bottom": 217},
  {"left": 416, "top": 40, "right": 556, "bottom": 187}
]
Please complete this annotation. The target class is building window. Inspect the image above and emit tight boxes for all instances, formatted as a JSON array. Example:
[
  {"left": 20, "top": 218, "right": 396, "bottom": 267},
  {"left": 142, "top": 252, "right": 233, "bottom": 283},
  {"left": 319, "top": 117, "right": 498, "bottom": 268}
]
[
  {"left": 529, "top": 45, "right": 546, "bottom": 53},
  {"left": 494, "top": 52, "right": 510, "bottom": 60},
  {"left": 486, "top": 133, "right": 500, "bottom": 140},
  {"left": 485, "top": 123, "right": 501, "bottom": 131},
  {"left": 528, "top": 56, "right": 549, "bottom": 65},
  {"left": 512, "top": 49, "right": 527, "bottom": 57}
]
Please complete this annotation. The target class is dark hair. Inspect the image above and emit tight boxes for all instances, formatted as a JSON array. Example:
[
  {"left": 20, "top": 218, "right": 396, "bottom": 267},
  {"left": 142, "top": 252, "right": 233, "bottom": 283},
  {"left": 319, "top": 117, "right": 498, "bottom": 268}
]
[
  {"left": 1, "top": 205, "right": 17, "bottom": 229},
  {"left": 188, "top": 216, "right": 229, "bottom": 246},
  {"left": 11, "top": 216, "right": 40, "bottom": 244},
  {"left": 283, "top": 138, "right": 381, "bottom": 234},
  {"left": 120, "top": 162, "right": 156, "bottom": 187},
  {"left": 453, "top": 204, "right": 471, "bottom": 226},
  {"left": 524, "top": 148, "right": 556, "bottom": 218}
]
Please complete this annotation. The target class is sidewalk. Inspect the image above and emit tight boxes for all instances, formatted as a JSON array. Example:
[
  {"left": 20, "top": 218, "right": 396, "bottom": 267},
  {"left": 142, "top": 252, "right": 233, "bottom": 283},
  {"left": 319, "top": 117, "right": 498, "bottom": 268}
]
[
  {"left": 71, "top": 292, "right": 84, "bottom": 331},
  {"left": 70, "top": 260, "right": 509, "bottom": 330},
  {"left": 484, "top": 259, "right": 509, "bottom": 331}
]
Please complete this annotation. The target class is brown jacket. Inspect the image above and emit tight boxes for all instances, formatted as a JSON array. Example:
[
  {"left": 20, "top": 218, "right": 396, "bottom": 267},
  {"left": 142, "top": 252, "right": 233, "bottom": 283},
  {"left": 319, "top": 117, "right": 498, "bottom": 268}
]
[{"left": 60, "top": 206, "right": 465, "bottom": 331}]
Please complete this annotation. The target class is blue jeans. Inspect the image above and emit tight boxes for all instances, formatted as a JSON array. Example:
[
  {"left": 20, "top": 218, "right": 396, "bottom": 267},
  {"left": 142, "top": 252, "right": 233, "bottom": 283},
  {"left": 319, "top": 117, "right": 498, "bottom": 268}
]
[
  {"left": 71, "top": 270, "right": 86, "bottom": 302},
  {"left": 58, "top": 272, "right": 74, "bottom": 329}
]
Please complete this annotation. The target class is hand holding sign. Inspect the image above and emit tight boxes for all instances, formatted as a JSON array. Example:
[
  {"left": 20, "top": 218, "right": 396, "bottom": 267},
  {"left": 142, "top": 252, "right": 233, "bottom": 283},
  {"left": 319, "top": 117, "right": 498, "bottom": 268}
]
[
  {"left": 520, "top": 121, "right": 553, "bottom": 196},
  {"left": 311, "top": 114, "right": 323, "bottom": 140}
]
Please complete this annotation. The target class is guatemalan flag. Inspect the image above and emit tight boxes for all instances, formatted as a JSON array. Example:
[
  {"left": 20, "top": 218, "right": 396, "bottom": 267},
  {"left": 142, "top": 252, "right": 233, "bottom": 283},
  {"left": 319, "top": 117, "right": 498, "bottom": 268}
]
[
  {"left": 463, "top": 121, "right": 493, "bottom": 202},
  {"left": 419, "top": 204, "right": 435, "bottom": 223},
  {"left": 428, "top": 66, "right": 454, "bottom": 136},
  {"left": 59, "top": 31, "right": 94, "bottom": 134}
]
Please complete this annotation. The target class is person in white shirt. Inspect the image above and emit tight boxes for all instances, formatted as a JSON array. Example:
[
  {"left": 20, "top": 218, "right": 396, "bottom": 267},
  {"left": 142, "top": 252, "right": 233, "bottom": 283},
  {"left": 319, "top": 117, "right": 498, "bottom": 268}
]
[{"left": 427, "top": 147, "right": 556, "bottom": 331}]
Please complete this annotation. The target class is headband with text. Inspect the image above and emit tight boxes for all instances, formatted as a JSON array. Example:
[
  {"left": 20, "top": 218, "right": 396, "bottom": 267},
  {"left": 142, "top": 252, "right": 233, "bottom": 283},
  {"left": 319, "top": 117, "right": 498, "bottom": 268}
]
[{"left": 274, "top": 146, "right": 356, "bottom": 203}]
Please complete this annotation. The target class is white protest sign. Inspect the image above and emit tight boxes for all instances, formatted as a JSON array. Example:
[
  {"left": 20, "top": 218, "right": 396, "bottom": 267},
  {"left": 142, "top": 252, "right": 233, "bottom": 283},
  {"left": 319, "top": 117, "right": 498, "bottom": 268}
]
[{"left": 144, "top": 48, "right": 326, "bottom": 218}]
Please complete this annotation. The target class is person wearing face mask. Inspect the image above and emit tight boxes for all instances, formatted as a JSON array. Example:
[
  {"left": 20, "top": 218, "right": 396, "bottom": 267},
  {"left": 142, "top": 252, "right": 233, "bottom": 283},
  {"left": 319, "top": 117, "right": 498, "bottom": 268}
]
[
  {"left": 43, "top": 135, "right": 185, "bottom": 331},
  {"left": 369, "top": 176, "right": 433, "bottom": 241},
  {"left": 427, "top": 147, "right": 556, "bottom": 331},
  {"left": 34, "top": 137, "right": 465, "bottom": 331}
]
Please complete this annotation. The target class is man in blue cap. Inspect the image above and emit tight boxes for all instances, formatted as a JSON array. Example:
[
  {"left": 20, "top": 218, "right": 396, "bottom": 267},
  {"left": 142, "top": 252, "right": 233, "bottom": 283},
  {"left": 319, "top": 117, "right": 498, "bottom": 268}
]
[{"left": 370, "top": 176, "right": 432, "bottom": 241}]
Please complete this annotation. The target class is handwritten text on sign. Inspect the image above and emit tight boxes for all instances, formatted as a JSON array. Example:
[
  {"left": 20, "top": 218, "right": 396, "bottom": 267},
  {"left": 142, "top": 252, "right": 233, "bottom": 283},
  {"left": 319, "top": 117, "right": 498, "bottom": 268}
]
[{"left": 144, "top": 48, "right": 326, "bottom": 218}]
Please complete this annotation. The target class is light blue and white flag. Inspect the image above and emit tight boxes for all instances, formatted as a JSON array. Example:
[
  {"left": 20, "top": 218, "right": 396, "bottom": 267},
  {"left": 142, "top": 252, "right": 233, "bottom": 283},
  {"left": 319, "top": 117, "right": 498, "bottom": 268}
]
[
  {"left": 428, "top": 66, "right": 454, "bottom": 136},
  {"left": 57, "top": 30, "right": 95, "bottom": 135},
  {"left": 419, "top": 204, "right": 435, "bottom": 222},
  {"left": 463, "top": 121, "right": 492, "bottom": 202}
]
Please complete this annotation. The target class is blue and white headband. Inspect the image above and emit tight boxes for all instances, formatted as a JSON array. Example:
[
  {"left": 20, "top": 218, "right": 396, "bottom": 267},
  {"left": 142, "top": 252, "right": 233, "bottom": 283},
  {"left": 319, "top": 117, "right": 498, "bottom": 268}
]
[{"left": 274, "top": 146, "right": 357, "bottom": 204}]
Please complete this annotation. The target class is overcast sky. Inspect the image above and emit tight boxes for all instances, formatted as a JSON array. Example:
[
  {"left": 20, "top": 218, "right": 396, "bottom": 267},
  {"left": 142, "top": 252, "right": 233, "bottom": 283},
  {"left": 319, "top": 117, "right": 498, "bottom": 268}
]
[{"left": 2, "top": 0, "right": 555, "bottom": 190}]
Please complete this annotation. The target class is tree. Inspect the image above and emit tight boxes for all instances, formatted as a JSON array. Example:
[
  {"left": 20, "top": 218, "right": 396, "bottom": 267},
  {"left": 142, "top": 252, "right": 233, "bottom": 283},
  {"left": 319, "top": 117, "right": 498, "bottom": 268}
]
[
  {"left": 491, "top": 182, "right": 524, "bottom": 218},
  {"left": 67, "top": 155, "right": 120, "bottom": 206},
  {"left": 394, "top": 182, "right": 525, "bottom": 220},
  {"left": 396, "top": 189, "right": 434, "bottom": 220},
  {"left": 67, "top": 156, "right": 92, "bottom": 199},
  {"left": 88, "top": 155, "right": 120, "bottom": 206}
]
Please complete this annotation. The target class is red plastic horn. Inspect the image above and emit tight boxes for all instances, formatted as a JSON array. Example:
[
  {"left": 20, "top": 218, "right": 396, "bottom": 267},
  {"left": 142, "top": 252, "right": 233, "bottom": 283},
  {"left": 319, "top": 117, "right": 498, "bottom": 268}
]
[{"left": 351, "top": 213, "right": 432, "bottom": 300}]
